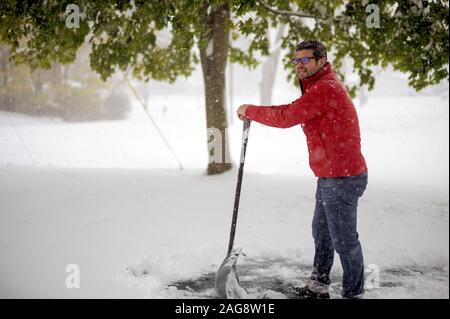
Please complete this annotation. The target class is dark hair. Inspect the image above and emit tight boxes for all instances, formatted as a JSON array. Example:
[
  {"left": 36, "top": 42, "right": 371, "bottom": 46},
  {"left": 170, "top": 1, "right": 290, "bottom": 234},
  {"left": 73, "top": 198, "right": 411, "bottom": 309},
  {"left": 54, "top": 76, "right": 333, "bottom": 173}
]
[{"left": 296, "top": 40, "right": 327, "bottom": 60}]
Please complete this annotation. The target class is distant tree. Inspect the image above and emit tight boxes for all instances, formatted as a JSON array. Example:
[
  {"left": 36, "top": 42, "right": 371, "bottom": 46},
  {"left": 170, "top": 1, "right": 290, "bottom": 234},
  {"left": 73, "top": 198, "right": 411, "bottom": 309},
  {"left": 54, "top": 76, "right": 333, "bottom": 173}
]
[
  {"left": 260, "top": 23, "right": 285, "bottom": 105},
  {"left": 0, "top": 43, "right": 130, "bottom": 121},
  {"left": 1, "top": 0, "right": 448, "bottom": 174}
]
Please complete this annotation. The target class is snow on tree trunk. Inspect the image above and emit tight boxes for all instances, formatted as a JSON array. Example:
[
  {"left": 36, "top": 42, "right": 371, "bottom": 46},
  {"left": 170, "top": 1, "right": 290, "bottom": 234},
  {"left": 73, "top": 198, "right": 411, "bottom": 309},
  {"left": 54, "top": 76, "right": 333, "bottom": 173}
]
[{"left": 199, "top": 4, "right": 232, "bottom": 175}]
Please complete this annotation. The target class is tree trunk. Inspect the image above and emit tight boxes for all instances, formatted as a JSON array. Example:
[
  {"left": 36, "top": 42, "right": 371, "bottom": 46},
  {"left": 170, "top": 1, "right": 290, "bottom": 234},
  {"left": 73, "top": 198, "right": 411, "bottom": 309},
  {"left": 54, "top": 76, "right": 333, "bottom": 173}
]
[
  {"left": 260, "top": 24, "right": 285, "bottom": 105},
  {"left": 0, "top": 46, "right": 10, "bottom": 109},
  {"left": 199, "top": 3, "right": 232, "bottom": 175}
]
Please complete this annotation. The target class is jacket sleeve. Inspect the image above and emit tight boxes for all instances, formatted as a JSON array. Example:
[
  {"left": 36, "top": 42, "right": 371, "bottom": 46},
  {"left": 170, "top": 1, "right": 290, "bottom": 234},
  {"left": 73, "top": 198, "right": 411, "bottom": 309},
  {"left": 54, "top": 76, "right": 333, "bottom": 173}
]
[{"left": 244, "top": 82, "right": 335, "bottom": 128}]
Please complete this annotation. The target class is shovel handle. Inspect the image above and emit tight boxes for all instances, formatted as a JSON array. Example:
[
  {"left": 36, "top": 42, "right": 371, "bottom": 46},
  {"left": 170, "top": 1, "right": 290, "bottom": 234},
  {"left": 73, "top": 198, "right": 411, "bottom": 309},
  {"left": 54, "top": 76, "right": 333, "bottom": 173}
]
[{"left": 227, "top": 119, "right": 251, "bottom": 255}]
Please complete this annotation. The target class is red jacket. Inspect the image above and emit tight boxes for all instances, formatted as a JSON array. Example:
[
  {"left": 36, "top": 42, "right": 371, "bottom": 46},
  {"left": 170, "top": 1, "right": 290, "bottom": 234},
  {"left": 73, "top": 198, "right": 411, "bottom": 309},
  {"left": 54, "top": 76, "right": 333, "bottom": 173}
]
[{"left": 245, "top": 62, "right": 367, "bottom": 178}]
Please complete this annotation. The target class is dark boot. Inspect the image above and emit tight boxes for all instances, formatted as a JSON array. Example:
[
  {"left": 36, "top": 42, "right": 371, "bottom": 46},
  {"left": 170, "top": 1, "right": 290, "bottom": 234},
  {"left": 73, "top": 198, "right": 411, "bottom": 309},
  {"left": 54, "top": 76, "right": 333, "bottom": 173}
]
[{"left": 291, "top": 286, "right": 330, "bottom": 299}]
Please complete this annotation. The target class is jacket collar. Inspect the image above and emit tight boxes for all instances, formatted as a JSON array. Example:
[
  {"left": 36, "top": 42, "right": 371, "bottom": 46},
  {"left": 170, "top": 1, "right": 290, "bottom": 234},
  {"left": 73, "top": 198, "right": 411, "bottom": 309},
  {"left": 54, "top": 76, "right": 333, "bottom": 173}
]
[{"left": 299, "top": 62, "right": 332, "bottom": 93}]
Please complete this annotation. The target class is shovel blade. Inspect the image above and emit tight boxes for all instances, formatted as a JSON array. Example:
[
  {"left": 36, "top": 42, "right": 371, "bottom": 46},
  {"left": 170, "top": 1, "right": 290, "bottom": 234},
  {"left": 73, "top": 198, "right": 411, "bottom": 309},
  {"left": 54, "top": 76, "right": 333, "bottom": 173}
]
[{"left": 215, "top": 247, "right": 247, "bottom": 299}]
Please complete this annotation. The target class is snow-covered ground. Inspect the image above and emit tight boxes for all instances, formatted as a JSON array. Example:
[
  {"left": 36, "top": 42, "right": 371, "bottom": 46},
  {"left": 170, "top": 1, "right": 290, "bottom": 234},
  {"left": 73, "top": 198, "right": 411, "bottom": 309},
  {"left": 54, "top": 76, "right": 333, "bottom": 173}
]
[{"left": 0, "top": 75, "right": 448, "bottom": 298}]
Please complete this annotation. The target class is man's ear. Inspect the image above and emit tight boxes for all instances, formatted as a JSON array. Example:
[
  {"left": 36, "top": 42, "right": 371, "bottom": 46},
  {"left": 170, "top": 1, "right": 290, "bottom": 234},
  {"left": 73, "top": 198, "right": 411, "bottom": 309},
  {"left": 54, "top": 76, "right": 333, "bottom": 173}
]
[{"left": 318, "top": 57, "right": 327, "bottom": 68}]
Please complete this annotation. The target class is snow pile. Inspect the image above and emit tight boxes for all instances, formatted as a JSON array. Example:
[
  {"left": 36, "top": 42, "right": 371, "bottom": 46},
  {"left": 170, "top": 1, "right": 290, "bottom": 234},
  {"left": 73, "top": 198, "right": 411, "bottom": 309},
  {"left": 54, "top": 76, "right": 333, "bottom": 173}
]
[{"left": 117, "top": 247, "right": 221, "bottom": 298}]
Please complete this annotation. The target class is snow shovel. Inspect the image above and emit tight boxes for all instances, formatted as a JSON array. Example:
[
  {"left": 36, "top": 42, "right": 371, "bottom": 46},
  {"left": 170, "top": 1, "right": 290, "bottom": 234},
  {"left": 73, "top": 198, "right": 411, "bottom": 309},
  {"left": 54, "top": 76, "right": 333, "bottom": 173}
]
[{"left": 215, "top": 119, "right": 251, "bottom": 299}]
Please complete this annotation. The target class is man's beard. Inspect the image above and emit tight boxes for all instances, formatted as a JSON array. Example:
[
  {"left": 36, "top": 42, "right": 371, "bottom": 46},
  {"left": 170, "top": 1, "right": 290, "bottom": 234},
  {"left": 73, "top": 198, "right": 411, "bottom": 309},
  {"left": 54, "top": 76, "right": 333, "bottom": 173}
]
[{"left": 297, "top": 66, "right": 319, "bottom": 80}]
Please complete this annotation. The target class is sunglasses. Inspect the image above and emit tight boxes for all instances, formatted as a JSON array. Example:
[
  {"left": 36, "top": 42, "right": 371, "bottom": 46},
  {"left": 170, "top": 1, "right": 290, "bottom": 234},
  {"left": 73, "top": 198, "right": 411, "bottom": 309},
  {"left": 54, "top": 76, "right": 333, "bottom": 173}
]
[{"left": 292, "top": 56, "right": 315, "bottom": 65}]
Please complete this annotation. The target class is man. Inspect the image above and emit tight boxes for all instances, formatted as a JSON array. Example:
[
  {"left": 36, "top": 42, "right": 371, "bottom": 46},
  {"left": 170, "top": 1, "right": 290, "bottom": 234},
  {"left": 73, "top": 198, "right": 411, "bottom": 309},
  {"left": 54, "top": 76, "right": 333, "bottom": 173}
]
[{"left": 236, "top": 40, "right": 368, "bottom": 299}]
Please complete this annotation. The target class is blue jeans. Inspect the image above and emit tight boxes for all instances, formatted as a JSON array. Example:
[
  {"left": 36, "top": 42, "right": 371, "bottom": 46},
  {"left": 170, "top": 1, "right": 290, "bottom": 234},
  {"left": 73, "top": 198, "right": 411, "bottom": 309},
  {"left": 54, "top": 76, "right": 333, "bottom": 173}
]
[{"left": 310, "top": 172, "right": 368, "bottom": 298}]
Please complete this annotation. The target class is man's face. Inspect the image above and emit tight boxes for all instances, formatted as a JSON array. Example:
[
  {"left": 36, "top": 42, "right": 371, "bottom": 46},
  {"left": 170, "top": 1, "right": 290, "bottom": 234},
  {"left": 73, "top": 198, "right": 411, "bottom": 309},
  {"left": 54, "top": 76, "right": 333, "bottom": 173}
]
[{"left": 295, "top": 49, "right": 325, "bottom": 80}]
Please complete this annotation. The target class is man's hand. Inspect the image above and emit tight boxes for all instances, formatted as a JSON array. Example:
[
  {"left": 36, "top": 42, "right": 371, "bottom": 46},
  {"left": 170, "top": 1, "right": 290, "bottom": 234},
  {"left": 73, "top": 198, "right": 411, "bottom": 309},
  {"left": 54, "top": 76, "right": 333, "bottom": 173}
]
[{"left": 236, "top": 104, "right": 250, "bottom": 121}]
